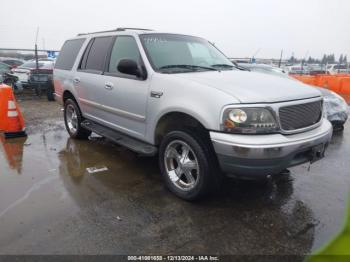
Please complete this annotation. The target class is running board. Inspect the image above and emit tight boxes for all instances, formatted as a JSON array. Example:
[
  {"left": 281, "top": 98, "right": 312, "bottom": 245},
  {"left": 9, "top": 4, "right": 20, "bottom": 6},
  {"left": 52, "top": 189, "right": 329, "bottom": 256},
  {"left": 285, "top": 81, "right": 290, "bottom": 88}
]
[{"left": 81, "top": 120, "right": 157, "bottom": 156}]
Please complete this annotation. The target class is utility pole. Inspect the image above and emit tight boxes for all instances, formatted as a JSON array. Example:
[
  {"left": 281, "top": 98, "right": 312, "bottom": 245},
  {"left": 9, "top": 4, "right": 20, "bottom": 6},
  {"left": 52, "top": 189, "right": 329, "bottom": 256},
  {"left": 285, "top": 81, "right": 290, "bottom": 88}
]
[
  {"left": 278, "top": 49, "right": 283, "bottom": 68},
  {"left": 34, "top": 27, "right": 39, "bottom": 70}
]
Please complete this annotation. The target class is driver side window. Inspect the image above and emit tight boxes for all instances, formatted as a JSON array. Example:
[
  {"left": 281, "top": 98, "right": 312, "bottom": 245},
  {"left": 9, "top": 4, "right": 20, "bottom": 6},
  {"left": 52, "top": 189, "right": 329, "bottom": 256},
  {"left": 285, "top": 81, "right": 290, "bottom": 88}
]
[{"left": 108, "top": 36, "right": 141, "bottom": 74}]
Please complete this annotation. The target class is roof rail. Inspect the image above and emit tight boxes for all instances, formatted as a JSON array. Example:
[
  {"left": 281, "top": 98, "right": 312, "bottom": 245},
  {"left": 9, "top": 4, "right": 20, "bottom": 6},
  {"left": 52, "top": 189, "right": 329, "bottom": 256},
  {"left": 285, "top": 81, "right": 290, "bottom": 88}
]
[
  {"left": 116, "top": 27, "right": 153, "bottom": 31},
  {"left": 77, "top": 27, "right": 153, "bottom": 36}
]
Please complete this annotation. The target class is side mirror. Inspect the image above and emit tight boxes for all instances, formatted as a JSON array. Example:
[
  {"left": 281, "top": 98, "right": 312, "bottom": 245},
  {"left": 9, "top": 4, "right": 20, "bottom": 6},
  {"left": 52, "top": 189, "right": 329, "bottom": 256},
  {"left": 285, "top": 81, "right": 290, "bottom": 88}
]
[{"left": 117, "top": 59, "right": 143, "bottom": 78}]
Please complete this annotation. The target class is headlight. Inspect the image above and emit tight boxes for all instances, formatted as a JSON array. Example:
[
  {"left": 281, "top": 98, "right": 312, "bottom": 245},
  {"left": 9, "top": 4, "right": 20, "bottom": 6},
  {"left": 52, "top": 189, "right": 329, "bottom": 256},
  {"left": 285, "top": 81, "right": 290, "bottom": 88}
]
[
  {"left": 222, "top": 107, "right": 279, "bottom": 134},
  {"left": 228, "top": 109, "right": 247, "bottom": 123}
]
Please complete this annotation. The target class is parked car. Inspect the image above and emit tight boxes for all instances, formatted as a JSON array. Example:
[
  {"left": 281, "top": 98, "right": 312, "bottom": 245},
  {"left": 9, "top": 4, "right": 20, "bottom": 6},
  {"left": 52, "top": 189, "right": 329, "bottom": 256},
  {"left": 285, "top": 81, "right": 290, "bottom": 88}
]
[
  {"left": 327, "top": 64, "right": 350, "bottom": 75},
  {"left": 28, "top": 62, "right": 55, "bottom": 101},
  {"left": 307, "top": 64, "right": 328, "bottom": 75},
  {"left": 238, "top": 63, "right": 349, "bottom": 131},
  {"left": 0, "top": 61, "right": 11, "bottom": 78},
  {"left": 12, "top": 60, "right": 54, "bottom": 87},
  {"left": 54, "top": 28, "right": 332, "bottom": 200},
  {"left": 0, "top": 59, "right": 24, "bottom": 69},
  {"left": 0, "top": 62, "right": 22, "bottom": 91},
  {"left": 287, "top": 65, "right": 310, "bottom": 75}
]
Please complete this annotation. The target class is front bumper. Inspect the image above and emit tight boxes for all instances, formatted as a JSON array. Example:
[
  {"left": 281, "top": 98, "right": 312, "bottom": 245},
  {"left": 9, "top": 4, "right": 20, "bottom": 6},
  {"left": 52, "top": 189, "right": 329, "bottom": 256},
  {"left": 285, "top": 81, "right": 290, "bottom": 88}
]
[{"left": 210, "top": 119, "right": 333, "bottom": 178}]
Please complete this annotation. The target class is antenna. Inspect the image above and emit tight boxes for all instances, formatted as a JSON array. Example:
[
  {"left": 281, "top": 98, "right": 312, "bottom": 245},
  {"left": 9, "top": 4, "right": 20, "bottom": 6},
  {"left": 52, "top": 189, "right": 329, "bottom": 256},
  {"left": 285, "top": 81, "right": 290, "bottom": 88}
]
[
  {"left": 34, "top": 27, "right": 39, "bottom": 70},
  {"left": 278, "top": 49, "right": 283, "bottom": 68}
]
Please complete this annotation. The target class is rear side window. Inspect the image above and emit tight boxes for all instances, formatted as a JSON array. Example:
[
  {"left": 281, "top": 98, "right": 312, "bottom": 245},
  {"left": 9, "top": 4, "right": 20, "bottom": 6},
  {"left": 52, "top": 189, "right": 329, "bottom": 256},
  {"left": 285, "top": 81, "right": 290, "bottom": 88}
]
[
  {"left": 80, "top": 36, "right": 113, "bottom": 72},
  {"left": 55, "top": 38, "right": 85, "bottom": 70}
]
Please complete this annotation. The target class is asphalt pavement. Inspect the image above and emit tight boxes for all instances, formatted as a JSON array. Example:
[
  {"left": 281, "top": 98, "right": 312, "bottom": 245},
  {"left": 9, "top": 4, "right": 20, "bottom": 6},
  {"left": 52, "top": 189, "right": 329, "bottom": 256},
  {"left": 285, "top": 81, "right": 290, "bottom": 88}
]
[{"left": 0, "top": 96, "right": 349, "bottom": 255}]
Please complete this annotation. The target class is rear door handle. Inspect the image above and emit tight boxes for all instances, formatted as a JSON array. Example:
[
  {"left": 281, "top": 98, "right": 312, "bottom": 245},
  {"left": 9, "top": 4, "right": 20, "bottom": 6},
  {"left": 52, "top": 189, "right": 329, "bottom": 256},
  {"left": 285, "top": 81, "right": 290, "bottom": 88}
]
[
  {"left": 73, "top": 77, "right": 80, "bottom": 84},
  {"left": 105, "top": 82, "right": 114, "bottom": 90}
]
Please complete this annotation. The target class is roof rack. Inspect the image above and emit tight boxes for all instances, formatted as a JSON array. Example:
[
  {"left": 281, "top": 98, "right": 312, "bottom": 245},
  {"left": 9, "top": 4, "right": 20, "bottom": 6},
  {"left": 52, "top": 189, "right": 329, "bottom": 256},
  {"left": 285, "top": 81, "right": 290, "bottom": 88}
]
[
  {"left": 116, "top": 27, "right": 153, "bottom": 31},
  {"left": 77, "top": 27, "right": 153, "bottom": 36}
]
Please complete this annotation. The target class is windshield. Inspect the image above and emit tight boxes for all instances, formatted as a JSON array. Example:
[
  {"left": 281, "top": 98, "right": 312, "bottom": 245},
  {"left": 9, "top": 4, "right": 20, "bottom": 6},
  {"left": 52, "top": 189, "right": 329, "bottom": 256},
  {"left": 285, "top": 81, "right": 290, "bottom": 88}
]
[
  {"left": 140, "top": 34, "right": 235, "bottom": 73},
  {"left": 20, "top": 61, "right": 44, "bottom": 69}
]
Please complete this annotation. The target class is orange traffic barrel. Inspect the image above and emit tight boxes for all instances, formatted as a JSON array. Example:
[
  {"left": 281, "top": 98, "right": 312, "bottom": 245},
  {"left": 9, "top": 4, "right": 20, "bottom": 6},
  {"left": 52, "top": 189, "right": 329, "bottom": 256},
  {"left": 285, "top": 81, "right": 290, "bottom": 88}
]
[
  {"left": 314, "top": 74, "right": 342, "bottom": 93},
  {"left": 291, "top": 74, "right": 316, "bottom": 85},
  {"left": 0, "top": 84, "right": 27, "bottom": 138}
]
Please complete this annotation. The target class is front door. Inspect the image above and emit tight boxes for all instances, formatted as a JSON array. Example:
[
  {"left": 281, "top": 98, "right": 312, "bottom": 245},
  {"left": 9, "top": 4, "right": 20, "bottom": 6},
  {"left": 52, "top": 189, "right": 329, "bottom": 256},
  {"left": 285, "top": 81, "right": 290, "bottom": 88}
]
[{"left": 101, "top": 35, "right": 149, "bottom": 139}]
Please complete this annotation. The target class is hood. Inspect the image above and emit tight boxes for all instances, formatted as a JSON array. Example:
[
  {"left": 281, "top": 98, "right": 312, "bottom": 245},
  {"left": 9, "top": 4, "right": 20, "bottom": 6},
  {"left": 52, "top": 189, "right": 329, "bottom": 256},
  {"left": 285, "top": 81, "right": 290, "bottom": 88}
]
[
  {"left": 316, "top": 86, "right": 335, "bottom": 97},
  {"left": 173, "top": 70, "right": 321, "bottom": 103}
]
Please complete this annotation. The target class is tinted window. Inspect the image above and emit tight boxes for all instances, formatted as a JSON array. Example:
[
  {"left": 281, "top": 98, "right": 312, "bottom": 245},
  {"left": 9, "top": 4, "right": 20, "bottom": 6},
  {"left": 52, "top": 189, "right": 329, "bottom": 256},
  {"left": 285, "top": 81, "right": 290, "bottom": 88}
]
[
  {"left": 108, "top": 36, "right": 141, "bottom": 73},
  {"left": 3, "top": 60, "right": 23, "bottom": 66},
  {"left": 55, "top": 38, "right": 85, "bottom": 70},
  {"left": 82, "top": 36, "right": 113, "bottom": 71},
  {"left": 41, "top": 62, "right": 54, "bottom": 69}
]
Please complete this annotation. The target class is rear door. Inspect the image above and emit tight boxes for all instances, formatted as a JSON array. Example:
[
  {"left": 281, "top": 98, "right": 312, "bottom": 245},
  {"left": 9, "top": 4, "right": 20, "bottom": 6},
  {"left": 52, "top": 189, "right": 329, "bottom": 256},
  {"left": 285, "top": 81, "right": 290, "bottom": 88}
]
[
  {"left": 73, "top": 35, "right": 149, "bottom": 140},
  {"left": 74, "top": 36, "right": 114, "bottom": 119},
  {"left": 54, "top": 38, "right": 86, "bottom": 100}
]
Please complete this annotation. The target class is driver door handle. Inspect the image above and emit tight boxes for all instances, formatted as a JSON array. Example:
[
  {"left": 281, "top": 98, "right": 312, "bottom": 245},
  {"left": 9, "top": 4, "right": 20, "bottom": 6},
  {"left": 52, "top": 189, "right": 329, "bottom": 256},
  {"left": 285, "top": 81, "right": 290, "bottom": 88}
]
[{"left": 105, "top": 82, "right": 114, "bottom": 90}]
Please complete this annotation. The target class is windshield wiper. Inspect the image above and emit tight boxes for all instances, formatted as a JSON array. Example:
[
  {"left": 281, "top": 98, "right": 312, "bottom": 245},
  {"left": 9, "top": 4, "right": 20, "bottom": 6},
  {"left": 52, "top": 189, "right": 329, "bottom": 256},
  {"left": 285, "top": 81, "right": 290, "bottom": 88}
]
[
  {"left": 211, "top": 64, "right": 234, "bottom": 68},
  {"left": 159, "top": 64, "right": 218, "bottom": 72},
  {"left": 211, "top": 64, "right": 246, "bottom": 71}
]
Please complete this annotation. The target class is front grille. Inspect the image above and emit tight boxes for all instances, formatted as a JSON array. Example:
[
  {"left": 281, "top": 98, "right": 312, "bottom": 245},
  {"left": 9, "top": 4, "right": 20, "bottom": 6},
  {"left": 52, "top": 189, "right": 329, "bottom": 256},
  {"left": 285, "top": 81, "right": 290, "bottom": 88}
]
[{"left": 279, "top": 100, "right": 323, "bottom": 131}]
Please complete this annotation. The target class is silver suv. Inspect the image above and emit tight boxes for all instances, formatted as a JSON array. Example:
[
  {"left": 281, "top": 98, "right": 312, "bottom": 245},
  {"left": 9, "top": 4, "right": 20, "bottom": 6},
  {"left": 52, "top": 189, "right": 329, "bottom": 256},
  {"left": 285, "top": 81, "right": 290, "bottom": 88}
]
[{"left": 54, "top": 28, "right": 332, "bottom": 200}]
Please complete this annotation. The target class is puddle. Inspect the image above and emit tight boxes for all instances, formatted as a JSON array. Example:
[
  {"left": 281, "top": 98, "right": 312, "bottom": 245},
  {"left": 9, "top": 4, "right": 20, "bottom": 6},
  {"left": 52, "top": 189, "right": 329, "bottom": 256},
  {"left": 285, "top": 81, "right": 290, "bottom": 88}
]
[{"left": 0, "top": 99, "right": 349, "bottom": 254}]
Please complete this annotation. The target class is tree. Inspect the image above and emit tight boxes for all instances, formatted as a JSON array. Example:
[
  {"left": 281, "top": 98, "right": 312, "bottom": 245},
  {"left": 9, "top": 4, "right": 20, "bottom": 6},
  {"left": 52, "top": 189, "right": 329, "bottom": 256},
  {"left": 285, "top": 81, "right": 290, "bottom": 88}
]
[
  {"left": 344, "top": 55, "right": 348, "bottom": 64},
  {"left": 289, "top": 55, "right": 297, "bottom": 64},
  {"left": 339, "top": 54, "right": 344, "bottom": 64}
]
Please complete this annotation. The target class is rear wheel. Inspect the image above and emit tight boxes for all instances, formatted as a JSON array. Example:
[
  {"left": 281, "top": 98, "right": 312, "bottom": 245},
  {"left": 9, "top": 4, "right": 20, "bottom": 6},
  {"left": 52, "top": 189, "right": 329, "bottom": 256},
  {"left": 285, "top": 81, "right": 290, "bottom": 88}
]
[
  {"left": 159, "top": 129, "right": 222, "bottom": 200},
  {"left": 46, "top": 81, "right": 55, "bottom": 101},
  {"left": 64, "top": 99, "right": 91, "bottom": 139}
]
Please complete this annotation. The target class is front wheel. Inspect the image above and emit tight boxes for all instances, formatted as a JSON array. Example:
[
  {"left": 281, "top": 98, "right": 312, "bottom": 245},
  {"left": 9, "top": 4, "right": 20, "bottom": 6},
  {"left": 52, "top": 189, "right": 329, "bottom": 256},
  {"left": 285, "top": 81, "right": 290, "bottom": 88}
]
[
  {"left": 333, "top": 124, "right": 344, "bottom": 132},
  {"left": 64, "top": 99, "right": 91, "bottom": 139},
  {"left": 159, "top": 129, "right": 221, "bottom": 200}
]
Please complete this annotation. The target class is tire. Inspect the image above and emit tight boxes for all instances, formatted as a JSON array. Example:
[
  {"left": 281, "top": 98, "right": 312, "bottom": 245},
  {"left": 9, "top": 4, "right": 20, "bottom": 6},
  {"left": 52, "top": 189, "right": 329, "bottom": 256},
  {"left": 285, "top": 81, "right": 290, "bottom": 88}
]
[
  {"left": 64, "top": 98, "right": 91, "bottom": 139},
  {"left": 333, "top": 124, "right": 344, "bottom": 132},
  {"left": 46, "top": 82, "right": 55, "bottom": 101},
  {"left": 34, "top": 84, "right": 42, "bottom": 97},
  {"left": 159, "top": 129, "right": 222, "bottom": 200}
]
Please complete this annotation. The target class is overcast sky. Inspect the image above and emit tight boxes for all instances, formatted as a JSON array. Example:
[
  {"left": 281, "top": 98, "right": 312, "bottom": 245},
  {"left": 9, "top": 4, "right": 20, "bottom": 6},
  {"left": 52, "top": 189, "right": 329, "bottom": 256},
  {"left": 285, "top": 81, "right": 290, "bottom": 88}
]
[{"left": 0, "top": 0, "right": 349, "bottom": 59}]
